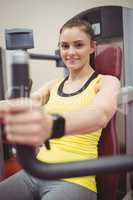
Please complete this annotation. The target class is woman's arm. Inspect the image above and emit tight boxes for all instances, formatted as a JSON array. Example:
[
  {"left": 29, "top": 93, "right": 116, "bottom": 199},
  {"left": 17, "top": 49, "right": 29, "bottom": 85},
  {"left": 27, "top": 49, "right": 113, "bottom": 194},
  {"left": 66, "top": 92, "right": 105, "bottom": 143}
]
[
  {"left": 63, "top": 75, "right": 120, "bottom": 135},
  {"left": 0, "top": 79, "right": 57, "bottom": 145},
  {"left": 3, "top": 75, "right": 120, "bottom": 146},
  {"left": 31, "top": 79, "right": 58, "bottom": 105},
  {"left": 0, "top": 79, "right": 56, "bottom": 122}
]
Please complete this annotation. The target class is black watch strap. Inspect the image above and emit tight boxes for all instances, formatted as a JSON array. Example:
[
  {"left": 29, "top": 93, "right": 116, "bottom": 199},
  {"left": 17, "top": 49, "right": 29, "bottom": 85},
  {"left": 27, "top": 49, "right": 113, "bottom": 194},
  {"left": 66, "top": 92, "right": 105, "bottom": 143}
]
[
  {"left": 50, "top": 114, "right": 65, "bottom": 139},
  {"left": 44, "top": 114, "right": 65, "bottom": 150}
]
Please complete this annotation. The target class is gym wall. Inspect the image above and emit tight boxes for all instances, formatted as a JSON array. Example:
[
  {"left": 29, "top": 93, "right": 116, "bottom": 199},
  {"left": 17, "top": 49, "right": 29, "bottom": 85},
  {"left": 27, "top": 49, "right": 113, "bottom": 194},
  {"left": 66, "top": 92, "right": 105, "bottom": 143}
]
[{"left": 0, "top": 0, "right": 133, "bottom": 91}]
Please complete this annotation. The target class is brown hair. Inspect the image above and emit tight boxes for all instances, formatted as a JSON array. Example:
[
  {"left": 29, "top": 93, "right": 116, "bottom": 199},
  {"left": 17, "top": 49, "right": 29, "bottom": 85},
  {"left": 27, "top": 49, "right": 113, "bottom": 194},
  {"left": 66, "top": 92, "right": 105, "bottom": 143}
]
[{"left": 60, "top": 18, "right": 95, "bottom": 41}]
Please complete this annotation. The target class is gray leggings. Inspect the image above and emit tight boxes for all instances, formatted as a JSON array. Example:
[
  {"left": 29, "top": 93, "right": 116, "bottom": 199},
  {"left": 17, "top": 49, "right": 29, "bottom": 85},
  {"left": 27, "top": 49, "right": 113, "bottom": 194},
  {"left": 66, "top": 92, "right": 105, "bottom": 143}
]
[{"left": 0, "top": 170, "right": 97, "bottom": 200}]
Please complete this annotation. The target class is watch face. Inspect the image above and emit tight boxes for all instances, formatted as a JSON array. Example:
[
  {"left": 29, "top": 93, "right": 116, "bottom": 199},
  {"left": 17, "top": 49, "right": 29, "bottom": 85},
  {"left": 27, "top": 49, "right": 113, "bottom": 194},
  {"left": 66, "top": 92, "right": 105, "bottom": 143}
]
[
  {"left": 52, "top": 114, "right": 64, "bottom": 121},
  {"left": 52, "top": 114, "right": 59, "bottom": 120}
]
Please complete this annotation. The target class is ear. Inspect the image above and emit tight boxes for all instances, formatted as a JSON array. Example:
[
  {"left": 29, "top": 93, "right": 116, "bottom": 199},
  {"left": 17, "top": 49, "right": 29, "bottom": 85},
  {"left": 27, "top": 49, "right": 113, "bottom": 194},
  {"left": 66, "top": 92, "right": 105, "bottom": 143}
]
[{"left": 90, "top": 41, "right": 96, "bottom": 54}]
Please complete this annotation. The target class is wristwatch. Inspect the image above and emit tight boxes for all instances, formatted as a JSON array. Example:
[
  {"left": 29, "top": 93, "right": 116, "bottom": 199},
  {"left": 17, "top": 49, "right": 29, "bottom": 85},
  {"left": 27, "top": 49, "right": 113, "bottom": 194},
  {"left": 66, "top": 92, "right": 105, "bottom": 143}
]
[
  {"left": 44, "top": 114, "right": 65, "bottom": 150},
  {"left": 51, "top": 114, "right": 65, "bottom": 139}
]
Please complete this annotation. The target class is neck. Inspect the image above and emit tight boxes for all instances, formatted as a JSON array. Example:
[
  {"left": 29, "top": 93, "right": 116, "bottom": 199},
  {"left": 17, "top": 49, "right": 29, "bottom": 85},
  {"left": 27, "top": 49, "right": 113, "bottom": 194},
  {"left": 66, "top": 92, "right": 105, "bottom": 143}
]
[{"left": 68, "top": 65, "right": 95, "bottom": 81}]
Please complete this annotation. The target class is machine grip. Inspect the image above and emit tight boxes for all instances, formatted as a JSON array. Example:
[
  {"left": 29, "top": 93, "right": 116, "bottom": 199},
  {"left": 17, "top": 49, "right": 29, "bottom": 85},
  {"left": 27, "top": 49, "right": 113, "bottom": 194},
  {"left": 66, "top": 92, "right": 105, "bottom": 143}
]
[{"left": 11, "top": 50, "right": 30, "bottom": 98}]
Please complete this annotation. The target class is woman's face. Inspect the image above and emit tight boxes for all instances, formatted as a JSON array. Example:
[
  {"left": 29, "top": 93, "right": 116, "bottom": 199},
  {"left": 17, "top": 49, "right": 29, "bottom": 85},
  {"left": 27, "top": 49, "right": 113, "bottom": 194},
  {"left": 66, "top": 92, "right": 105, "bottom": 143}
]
[{"left": 59, "top": 27, "right": 95, "bottom": 71}]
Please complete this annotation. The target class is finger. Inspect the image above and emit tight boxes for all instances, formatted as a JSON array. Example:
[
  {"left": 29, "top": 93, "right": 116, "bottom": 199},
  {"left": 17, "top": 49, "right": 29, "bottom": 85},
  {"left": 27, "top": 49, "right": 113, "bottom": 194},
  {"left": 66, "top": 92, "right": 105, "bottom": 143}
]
[
  {"left": 0, "top": 100, "right": 11, "bottom": 116},
  {"left": 0, "top": 99, "right": 41, "bottom": 116},
  {"left": 5, "top": 123, "right": 44, "bottom": 146},
  {"left": 6, "top": 132, "right": 43, "bottom": 146},
  {"left": 5, "top": 122, "right": 43, "bottom": 136},
  {"left": 7, "top": 99, "right": 34, "bottom": 113},
  {"left": 0, "top": 100, "right": 29, "bottom": 115},
  {"left": 4, "top": 110, "right": 43, "bottom": 125}
]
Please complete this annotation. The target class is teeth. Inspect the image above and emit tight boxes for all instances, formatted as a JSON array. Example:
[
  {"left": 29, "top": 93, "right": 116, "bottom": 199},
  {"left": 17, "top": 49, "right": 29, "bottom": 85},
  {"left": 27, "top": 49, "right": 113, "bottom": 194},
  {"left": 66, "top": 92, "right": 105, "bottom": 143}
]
[
  {"left": 66, "top": 57, "right": 78, "bottom": 60},
  {"left": 67, "top": 59, "right": 78, "bottom": 61}
]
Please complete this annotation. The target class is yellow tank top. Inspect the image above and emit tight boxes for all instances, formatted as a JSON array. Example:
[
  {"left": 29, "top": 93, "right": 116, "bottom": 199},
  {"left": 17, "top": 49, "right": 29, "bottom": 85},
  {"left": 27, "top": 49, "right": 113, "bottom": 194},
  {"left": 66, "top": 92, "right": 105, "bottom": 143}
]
[{"left": 37, "top": 73, "right": 102, "bottom": 192}]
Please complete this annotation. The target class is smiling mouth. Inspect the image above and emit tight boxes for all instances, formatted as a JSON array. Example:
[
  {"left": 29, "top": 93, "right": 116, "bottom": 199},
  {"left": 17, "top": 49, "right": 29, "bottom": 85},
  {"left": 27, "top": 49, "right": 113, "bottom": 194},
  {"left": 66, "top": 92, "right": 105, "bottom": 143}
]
[{"left": 67, "top": 58, "right": 79, "bottom": 62}]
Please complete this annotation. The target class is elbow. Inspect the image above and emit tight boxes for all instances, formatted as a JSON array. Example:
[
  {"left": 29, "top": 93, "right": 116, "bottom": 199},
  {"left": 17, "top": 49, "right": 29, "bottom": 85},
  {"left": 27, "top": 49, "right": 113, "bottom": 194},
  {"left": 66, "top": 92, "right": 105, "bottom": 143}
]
[
  {"left": 101, "top": 116, "right": 109, "bottom": 129},
  {"left": 97, "top": 110, "right": 111, "bottom": 129},
  {"left": 98, "top": 103, "right": 117, "bottom": 129},
  {"left": 99, "top": 110, "right": 116, "bottom": 129},
  {"left": 98, "top": 115, "right": 108, "bottom": 129}
]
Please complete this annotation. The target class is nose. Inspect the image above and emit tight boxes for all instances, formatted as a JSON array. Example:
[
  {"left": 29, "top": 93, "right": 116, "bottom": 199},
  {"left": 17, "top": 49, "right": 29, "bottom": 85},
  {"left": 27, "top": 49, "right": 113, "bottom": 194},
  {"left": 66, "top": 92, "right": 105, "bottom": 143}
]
[{"left": 68, "top": 46, "right": 76, "bottom": 55}]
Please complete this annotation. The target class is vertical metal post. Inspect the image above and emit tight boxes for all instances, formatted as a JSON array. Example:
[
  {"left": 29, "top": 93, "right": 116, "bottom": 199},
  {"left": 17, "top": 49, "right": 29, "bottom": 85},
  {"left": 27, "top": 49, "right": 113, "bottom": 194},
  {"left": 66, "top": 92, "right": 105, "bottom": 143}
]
[
  {"left": 123, "top": 7, "right": 133, "bottom": 193},
  {"left": 0, "top": 48, "right": 6, "bottom": 180}
]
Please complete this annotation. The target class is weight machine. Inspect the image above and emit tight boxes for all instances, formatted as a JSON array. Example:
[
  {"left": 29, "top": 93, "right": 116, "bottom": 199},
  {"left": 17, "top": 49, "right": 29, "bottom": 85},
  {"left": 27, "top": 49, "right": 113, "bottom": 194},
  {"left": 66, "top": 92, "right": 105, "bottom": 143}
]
[{"left": 0, "top": 5, "right": 133, "bottom": 200}]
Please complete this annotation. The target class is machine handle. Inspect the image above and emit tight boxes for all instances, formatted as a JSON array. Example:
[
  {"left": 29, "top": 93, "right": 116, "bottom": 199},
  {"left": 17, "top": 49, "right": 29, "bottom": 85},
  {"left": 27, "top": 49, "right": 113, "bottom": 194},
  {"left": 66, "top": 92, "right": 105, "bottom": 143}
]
[
  {"left": 17, "top": 144, "right": 133, "bottom": 179},
  {"left": 11, "top": 50, "right": 133, "bottom": 179}
]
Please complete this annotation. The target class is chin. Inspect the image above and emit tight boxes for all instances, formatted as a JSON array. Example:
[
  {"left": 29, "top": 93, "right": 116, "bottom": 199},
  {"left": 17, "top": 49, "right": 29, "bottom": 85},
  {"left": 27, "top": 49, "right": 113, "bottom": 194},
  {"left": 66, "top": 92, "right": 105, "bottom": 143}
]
[
  {"left": 67, "top": 64, "right": 80, "bottom": 69},
  {"left": 66, "top": 63, "right": 81, "bottom": 69}
]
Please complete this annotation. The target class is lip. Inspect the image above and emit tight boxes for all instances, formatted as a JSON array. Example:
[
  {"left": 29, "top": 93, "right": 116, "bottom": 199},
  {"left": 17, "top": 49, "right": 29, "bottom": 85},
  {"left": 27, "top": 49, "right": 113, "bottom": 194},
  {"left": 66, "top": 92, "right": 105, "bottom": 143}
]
[
  {"left": 67, "top": 60, "right": 77, "bottom": 64},
  {"left": 66, "top": 58, "right": 79, "bottom": 62}
]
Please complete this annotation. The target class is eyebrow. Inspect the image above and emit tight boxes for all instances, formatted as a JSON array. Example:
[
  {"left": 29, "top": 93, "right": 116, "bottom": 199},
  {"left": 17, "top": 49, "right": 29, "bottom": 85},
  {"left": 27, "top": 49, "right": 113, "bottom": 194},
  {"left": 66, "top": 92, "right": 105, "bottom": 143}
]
[{"left": 59, "top": 40, "right": 84, "bottom": 44}]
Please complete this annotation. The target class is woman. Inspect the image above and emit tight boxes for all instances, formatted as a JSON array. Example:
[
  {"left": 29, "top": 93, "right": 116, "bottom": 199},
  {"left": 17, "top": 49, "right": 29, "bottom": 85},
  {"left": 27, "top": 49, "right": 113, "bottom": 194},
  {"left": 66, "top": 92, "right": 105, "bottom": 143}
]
[{"left": 0, "top": 18, "right": 120, "bottom": 200}]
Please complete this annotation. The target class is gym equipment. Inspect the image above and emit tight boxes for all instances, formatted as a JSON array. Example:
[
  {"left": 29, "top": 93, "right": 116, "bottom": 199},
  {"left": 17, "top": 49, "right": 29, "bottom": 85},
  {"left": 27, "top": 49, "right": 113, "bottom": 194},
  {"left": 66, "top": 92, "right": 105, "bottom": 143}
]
[
  {"left": 0, "top": 28, "right": 66, "bottom": 179},
  {"left": 0, "top": 5, "right": 133, "bottom": 200},
  {"left": 0, "top": 48, "right": 5, "bottom": 180},
  {"left": 11, "top": 50, "right": 133, "bottom": 200},
  {"left": 74, "top": 5, "right": 133, "bottom": 199},
  {"left": 11, "top": 51, "right": 133, "bottom": 179},
  {"left": 5, "top": 28, "right": 65, "bottom": 68},
  {"left": 5, "top": 29, "right": 34, "bottom": 50},
  {"left": 12, "top": 6, "right": 133, "bottom": 200},
  {"left": 7, "top": 44, "right": 133, "bottom": 178}
]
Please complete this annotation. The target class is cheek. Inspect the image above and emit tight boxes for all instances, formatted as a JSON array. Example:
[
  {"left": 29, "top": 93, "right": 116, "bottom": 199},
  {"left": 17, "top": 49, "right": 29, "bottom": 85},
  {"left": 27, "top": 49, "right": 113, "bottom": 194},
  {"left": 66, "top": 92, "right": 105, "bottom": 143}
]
[
  {"left": 60, "top": 53, "right": 66, "bottom": 64},
  {"left": 84, "top": 46, "right": 93, "bottom": 55},
  {"left": 60, "top": 51, "right": 66, "bottom": 60},
  {"left": 79, "top": 49, "right": 89, "bottom": 58}
]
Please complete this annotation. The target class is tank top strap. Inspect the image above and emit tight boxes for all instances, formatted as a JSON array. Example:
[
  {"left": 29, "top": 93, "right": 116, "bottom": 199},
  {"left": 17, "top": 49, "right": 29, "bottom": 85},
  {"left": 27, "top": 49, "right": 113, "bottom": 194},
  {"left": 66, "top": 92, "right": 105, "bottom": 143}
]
[{"left": 57, "top": 72, "right": 99, "bottom": 97}]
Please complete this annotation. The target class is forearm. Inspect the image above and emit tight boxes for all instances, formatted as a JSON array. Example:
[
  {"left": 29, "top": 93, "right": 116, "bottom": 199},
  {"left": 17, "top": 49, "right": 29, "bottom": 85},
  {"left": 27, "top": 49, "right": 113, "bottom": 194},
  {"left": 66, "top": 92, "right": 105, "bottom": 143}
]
[
  {"left": 62, "top": 106, "right": 108, "bottom": 136},
  {"left": 60, "top": 76, "right": 120, "bottom": 136}
]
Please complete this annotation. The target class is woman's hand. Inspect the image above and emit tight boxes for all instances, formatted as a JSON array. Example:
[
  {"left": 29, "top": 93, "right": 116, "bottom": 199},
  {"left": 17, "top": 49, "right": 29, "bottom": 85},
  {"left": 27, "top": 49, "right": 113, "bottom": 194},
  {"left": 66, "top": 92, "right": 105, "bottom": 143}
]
[{"left": 2, "top": 98, "right": 52, "bottom": 147}]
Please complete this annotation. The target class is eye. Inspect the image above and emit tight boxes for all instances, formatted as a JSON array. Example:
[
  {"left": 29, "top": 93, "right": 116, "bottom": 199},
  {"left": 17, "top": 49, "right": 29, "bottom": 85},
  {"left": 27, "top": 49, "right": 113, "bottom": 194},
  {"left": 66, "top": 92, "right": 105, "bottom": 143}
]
[
  {"left": 60, "top": 43, "right": 69, "bottom": 50},
  {"left": 74, "top": 43, "right": 84, "bottom": 48}
]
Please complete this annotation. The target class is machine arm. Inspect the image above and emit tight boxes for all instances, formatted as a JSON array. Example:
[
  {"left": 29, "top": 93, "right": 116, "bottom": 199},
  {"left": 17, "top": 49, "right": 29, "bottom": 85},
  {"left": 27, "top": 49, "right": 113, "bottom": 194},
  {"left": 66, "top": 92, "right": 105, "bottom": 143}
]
[{"left": 17, "top": 145, "right": 133, "bottom": 179}]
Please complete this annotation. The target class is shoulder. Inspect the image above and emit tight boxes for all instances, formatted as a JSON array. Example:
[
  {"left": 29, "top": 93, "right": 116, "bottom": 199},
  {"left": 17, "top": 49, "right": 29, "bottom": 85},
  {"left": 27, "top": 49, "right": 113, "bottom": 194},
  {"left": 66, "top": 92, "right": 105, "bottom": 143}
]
[
  {"left": 33, "top": 79, "right": 60, "bottom": 94},
  {"left": 100, "top": 74, "right": 120, "bottom": 82},
  {"left": 44, "top": 79, "right": 60, "bottom": 91},
  {"left": 31, "top": 79, "right": 60, "bottom": 105},
  {"left": 95, "top": 74, "right": 120, "bottom": 93},
  {"left": 99, "top": 74, "right": 120, "bottom": 88},
  {"left": 100, "top": 75, "right": 120, "bottom": 87}
]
